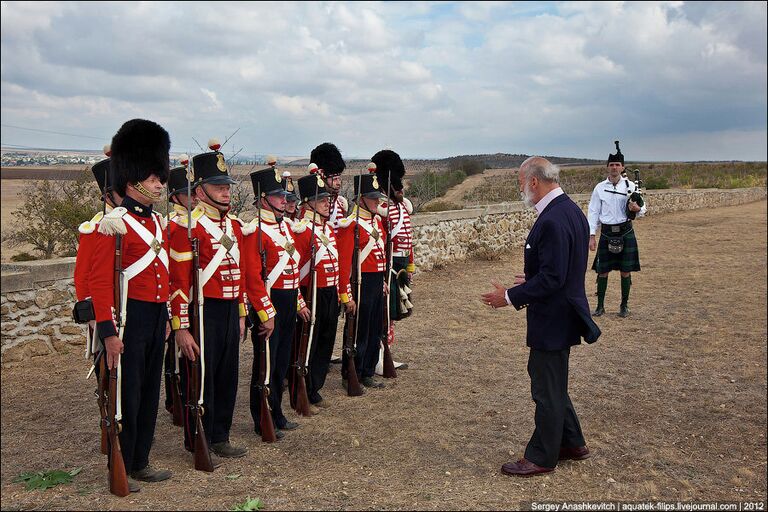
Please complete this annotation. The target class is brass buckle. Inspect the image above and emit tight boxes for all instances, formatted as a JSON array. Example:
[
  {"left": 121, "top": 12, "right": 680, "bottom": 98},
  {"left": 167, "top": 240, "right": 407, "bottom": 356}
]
[
  {"left": 151, "top": 238, "right": 162, "bottom": 255},
  {"left": 219, "top": 233, "right": 234, "bottom": 252}
]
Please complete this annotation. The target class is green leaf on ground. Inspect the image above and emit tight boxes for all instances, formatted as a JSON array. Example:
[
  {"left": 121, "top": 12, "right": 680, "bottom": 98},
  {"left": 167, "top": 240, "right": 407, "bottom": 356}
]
[
  {"left": 232, "top": 496, "right": 264, "bottom": 511},
  {"left": 13, "top": 467, "right": 83, "bottom": 491},
  {"left": 225, "top": 473, "right": 242, "bottom": 480}
]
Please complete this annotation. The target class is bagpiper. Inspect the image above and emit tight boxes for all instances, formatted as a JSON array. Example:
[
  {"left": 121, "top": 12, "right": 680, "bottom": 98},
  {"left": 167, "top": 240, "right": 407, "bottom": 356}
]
[
  {"left": 337, "top": 164, "right": 388, "bottom": 389},
  {"left": 587, "top": 141, "right": 646, "bottom": 318},
  {"left": 168, "top": 139, "right": 249, "bottom": 460},
  {"left": 89, "top": 119, "right": 172, "bottom": 492},
  {"left": 291, "top": 166, "right": 350, "bottom": 410},
  {"left": 243, "top": 166, "right": 310, "bottom": 437},
  {"left": 372, "top": 149, "right": 414, "bottom": 375}
]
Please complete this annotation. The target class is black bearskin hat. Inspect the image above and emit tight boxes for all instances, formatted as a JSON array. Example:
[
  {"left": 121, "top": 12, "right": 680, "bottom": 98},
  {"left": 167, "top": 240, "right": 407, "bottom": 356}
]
[
  {"left": 371, "top": 149, "right": 405, "bottom": 197},
  {"left": 111, "top": 119, "right": 171, "bottom": 195},
  {"left": 608, "top": 140, "right": 624, "bottom": 165},
  {"left": 309, "top": 142, "right": 346, "bottom": 177}
]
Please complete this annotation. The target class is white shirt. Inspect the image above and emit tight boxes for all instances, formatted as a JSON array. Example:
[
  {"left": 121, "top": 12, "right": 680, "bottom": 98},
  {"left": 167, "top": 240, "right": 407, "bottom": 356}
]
[
  {"left": 587, "top": 178, "right": 647, "bottom": 235},
  {"left": 535, "top": 187, "right": 564, "bottom": 215},
  {"left": 504, "top": 186, "right": 564, "bottom": 305}
]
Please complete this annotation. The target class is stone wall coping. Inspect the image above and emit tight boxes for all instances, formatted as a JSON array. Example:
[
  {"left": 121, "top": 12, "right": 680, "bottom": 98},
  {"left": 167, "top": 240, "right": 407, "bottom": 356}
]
[
  {"left": 1, "top": 257, "right": 76, "bottom": 293},
  {"left": 412, "top": 187, "right": 764, "bottom": 226}
]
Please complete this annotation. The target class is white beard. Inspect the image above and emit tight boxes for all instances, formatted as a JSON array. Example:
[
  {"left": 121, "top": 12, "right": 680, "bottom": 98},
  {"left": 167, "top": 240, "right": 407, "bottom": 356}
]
[{"left": 521, "top": 182, "right": 535, "bottom": 208}]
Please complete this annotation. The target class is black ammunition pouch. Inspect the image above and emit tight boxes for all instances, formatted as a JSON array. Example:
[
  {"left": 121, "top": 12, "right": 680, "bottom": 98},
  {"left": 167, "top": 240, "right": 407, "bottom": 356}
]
[{"left": 72, "top": 298, "right": 95, "bottom": 324}]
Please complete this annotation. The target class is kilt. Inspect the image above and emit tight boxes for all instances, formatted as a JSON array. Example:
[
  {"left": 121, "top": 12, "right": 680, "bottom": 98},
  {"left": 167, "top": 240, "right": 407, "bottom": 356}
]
[
  {"left": 389, "top": 256, "right": 410, "bottom": 321},
  {"left": 592, "top": 223, "right": 641, "bottom": 274}
]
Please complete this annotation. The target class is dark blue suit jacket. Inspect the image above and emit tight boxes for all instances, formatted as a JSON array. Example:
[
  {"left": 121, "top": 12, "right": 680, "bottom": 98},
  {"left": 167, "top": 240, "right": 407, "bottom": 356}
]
[{"left": 506, "top": 193, "right": 597, "bottom": 351}]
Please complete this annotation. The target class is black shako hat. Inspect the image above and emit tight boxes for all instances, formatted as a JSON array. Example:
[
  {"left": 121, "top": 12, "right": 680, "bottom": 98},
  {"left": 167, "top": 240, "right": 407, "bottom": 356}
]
[
  {"left": 608, "top": 140, "right": 625, "bottom": 165},
  {"left": 168, "top": 155, "right": 191, "bottom": 198},
  {"left": 111, "top": 118, "right": 170, "bottom": 195},
  {"left": 310, "top": 142, "right": 346, "bottom": 177},
  {"left": 193, "top": 139, "right": 237, "bottom": 188},
  {"left": 91, "top": 145, "right": 115, "bottom": 195},
  {"left": 281, "top": 170, "right": 299, "bottom": 202},
  {"left": 372, "top": 149, "right": 406, "bottom": 198},
  {"left": 297, "top": 164, "right": 331, "bottom": 203},
  {"left": 354, "top": 163, "right": 387, "bottom": 199},
  {"left": 250, "top": 166, "right": 290, "bottom": 204}
]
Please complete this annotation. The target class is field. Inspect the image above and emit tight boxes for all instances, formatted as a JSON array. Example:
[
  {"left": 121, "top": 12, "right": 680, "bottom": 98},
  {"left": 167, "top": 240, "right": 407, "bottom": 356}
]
[{"left": 1, "top": 199, "right": 766, "bottom": 510}]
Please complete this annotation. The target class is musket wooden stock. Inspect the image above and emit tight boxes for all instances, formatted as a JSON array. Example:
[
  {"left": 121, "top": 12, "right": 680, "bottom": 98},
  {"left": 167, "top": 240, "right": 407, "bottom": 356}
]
[
  {"left": 189, "top": 238, "right": 214, "bottom": 472},
  {"left": 95, "top": 352, "right": 109, "bottom": 456},
  {"left": 166, "top": 338, "right": 184, "bottom": 427},
  {"left": 289, "top": 320, "right": 312, "bottom": 416},
  {"left": 107, "top": 365, "right": 130, "bottom": 497},
  {"left": 105, "top": 233, "right": 130, "bottom": 497}
]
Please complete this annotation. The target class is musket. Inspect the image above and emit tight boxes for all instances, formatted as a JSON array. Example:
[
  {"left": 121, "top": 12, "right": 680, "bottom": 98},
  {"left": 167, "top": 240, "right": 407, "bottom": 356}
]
[
  {"left": 380, "top": 165, "right": 397, "bottom": 379},
  {"left": 164, "top": 177, "right": 183, "bottom": 428},
  {"left": 342, "top": 165, "right": 365, "bottom": 396},
  {"left": 186, "top": 155, "right": 215, "bottom": 472},
  {"left": 106, "top": 231, "right": 130, "bottom": 497},
  {"left": 256, "top": 181, "right": 278, "bottom": 442},
  {"left": 290, "top": 165, "right": 319, "bottom": 416}
]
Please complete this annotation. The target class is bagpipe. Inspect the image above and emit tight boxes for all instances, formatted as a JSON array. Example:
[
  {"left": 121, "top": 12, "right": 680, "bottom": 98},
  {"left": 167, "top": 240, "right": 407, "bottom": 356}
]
[{"left": 626, "top": 167, "right": 644, "bottom": 220}]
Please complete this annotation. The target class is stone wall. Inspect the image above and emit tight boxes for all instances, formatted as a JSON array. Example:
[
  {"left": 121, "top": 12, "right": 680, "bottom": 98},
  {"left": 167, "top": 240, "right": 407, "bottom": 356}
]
[
  {"left": 1, "top": 187, "right": 765, "bottom": 363},
  {"left": 2, "top": 258, "right": 81, "bottom": 363},
  {"left": 413, "top": 187, "right": 766, "bottom": 271}
]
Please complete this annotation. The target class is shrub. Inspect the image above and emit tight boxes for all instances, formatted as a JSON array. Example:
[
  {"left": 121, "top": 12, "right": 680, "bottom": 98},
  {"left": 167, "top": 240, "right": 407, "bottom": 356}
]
[
  {"left": 420, "top": 201, "right": 463, "bottom": 212},
  {"left": 11, "top": 252, "right": 38, "bottom": 262}
]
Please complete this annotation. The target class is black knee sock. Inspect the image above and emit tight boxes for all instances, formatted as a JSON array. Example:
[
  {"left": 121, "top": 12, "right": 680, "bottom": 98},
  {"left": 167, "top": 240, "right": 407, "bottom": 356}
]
[{"left": 621, "top": 275, "right": 632, "bottom": 307}]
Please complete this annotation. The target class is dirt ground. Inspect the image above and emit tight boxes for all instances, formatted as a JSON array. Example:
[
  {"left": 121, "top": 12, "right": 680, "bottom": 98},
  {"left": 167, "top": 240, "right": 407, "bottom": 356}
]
[{"left": 1, "top": 200, "right": 766, "bottom": 510}]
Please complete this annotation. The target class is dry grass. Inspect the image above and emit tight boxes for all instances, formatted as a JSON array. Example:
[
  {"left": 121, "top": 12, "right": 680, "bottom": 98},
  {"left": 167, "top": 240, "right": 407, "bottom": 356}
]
[{"left": 1, "top": 200, "right": 766, "bottom": 510}]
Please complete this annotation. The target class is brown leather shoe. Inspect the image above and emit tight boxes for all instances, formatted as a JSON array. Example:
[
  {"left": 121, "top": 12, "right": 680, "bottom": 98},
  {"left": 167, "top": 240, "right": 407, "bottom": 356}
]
[
  {"left": 501, "top": 458, "right": 554, "bottom": 477},
  {"left": 559, "top": 446, "right": 590, "bottom": 461}
]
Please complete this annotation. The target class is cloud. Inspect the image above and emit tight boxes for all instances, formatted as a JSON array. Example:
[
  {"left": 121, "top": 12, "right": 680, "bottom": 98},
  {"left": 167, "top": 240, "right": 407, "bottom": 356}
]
[{"left": 0, "top": 1, "right": 765, "bottom": 160}]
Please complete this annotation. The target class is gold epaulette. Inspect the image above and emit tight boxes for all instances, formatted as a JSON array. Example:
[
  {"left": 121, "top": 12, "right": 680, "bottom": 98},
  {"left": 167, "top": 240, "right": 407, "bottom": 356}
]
[
  {"left": 97, "top": 207, "right": 128, "bottom": 236},
  {"left": 78, "top": 211, "right": 104, "bottom": 234},
  {"left": 337, "top": 217, "right": 354, "bottom": 229},
  {"left": 290, "top": 218, "right": 310, "bottom": 234},
  {"left": 227, "top": 213, "right": 245, "bottom": 227}
]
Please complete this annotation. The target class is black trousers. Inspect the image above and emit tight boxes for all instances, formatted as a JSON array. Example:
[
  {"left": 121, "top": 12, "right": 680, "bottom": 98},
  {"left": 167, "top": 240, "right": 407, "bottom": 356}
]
[
  {"left": 342, "top": 272, "right": 384, "bottom": 379},
  {"left": 524, "top": 348, "right": 586, "bottom": 468},
  {"left": 250, "top": 288, "right": 298, "bottom": 429},
  {"left": 163, "top": 335, "right": 175, "bottom": 412},
  {"left": 118, "top": 299, "right": 166, "bottom": 473},
  {"left": 181, "top": 298, "right": 240, "bottom": 447},
  {"left": 297, "top": 286, "right": 340, "bottom": 404}
]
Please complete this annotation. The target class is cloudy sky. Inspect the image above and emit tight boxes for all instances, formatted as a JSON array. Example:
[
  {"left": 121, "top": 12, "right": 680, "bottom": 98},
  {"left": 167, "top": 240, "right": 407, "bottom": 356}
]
[{"left": 1, "top": 1, "right": 766, "bottom": 161}]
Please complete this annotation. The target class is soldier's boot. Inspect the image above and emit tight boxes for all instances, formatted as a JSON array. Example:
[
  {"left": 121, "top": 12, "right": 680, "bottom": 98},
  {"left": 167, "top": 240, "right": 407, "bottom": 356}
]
[
  {"left": 211, "top": 441, "right": 248, "bottom": 459},
  {"left": 130, "top": 466, "right": 172, "bottom": 483},
  {"left": 127, "top": 478, "right": 141, "bottom": 493},
  {"left": 619, "top": 304, "right": 630, "bottom": 318}
]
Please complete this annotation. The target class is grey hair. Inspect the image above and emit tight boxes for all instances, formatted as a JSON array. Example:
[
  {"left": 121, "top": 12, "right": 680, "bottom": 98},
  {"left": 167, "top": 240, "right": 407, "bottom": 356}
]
[{"left": 520, "top": 156, "right": 560, "bottom": 184}]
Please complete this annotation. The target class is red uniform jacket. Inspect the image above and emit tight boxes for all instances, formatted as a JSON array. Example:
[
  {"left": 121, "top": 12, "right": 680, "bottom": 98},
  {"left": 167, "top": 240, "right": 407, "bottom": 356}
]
[
  {"left": 74, "top": 207, "right": 113, "bottom": 301},
  {"left": 241, "top": 209, "right": 306, "bottom": 323},
  {"left": 168, "top": 202, "right": 247, "bottom": 330},
  {"left": 336, "top": 205, "right": 386, "bottom": 303},
  {"left": 290, "top": 210, "right": 345, "bottom": 300},
  {"left": 383, "top": 198, "right": 416, "bottom": 272},
  {"left": 90, "top": 198, "right": 170, "bottom": 339}
]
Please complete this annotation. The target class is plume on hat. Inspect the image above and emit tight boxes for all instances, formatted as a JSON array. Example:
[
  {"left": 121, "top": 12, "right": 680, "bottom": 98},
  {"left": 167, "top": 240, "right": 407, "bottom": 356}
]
[{"left": 111, "top": 119, "right": 171, "bottom": 195}]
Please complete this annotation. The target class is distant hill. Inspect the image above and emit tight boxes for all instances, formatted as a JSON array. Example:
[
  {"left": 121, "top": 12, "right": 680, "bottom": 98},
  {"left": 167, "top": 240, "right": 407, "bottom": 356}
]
[{"left": 288, "top": 153, "right": 602, "bottom": 173}]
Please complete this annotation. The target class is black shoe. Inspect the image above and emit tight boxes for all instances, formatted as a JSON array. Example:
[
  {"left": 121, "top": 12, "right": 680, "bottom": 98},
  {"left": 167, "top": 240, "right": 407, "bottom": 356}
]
[
  {"left": 254, "top": 427, "right": 285, "bottom": 440},
  {"left": 362, "top": 376, "right": 385, "bottom": 389},
  {"left": 619, "top": 305, "right": 630, "bottom": 317},
  {"left": 210, "top": 441, "right": 248, "bottom": 458},
  {"left": 130, "top": 466, "right": 172, "bottom": 483},
  {"left": 127, "top": 478, "right": 141, "bottom": 493},
  {"left": 277, "top": 420, "right": 299, "bottom": 431},
  {"left": 592, "top": 306, "right": 605, "bottom": 317}
]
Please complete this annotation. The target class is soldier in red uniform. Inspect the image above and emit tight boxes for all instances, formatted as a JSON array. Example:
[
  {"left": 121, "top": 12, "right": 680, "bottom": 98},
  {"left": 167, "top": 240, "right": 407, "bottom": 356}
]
[
  {"left": 169, "top": 140, "right": 248, "bottom": 459},
  {"left": 74, "top": 145, "right": 123, "bottom": 358},
  {"left": 337, "top": 166, "right": 388, "bottom": 389},
  {"left": 372, "top": 150, "right": 415, "bottom": 375},
  {"left": 162, "top": 159, "right": 193, "bottom": 420},
  {"left": 89, "top": 119, "right": 172, "bottom": 491},
  {"left": 291, "top": 167, "right": 352, "bottom": 409},
  {"left": 243, "top": 167, "right": 310, "bottom": 436},
  {"left": 310, "top": 143, "right": 348, "bottom": 231},
  {"left": 282, "top": 170, "right": 300, "bottom": 222}
]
